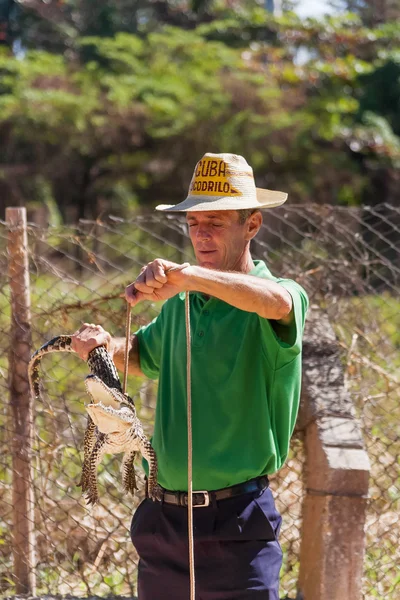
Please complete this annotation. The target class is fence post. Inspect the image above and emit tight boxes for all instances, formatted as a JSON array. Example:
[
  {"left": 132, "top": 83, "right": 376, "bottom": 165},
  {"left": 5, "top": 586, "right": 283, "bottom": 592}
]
[
  {"left": 297, "top": 307, "right": 370, "bottom": 600},
  {"left": 7, "top": 207, "right": 36, "bottom": 594}
]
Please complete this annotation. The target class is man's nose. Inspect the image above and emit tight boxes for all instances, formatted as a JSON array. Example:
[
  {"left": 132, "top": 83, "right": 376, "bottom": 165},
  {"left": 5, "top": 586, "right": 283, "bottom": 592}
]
[{"left": 196, "top": 226, "right": 211, "bottom": 241}]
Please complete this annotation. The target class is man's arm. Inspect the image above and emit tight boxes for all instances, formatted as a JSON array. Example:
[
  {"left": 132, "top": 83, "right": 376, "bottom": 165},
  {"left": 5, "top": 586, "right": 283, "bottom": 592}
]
[
  {"left": 185, "top": 266, "right": 293, "bottom": 322},
  {"left": 110, "top": 334, "right": 143, "bottom": 377},
  {"left": 71, "top": 324, "right": 144, "bottom": 377},
  {"left": 128, "top": 260, "right": 293, "bottom": 323}
]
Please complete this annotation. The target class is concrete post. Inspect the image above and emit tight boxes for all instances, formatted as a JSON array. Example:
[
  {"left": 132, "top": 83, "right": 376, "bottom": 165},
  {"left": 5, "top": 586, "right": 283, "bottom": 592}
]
[{"left": 297, "top": 308, "right": 370, "bottom": 600}]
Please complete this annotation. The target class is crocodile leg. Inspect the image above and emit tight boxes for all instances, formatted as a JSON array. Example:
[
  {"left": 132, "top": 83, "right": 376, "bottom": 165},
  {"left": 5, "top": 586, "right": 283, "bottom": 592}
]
[
  {"left": 139, "top": 438, "right": 158, "bottom": 499},
  {"left": 84, "top": 434, "right": 107, "bottom": 505},
  {"left": 121, "top": 450, "right": 137, "bottom": 495},
  {"left": 78, "top": 416, "right": 97, "bottom": 492}
]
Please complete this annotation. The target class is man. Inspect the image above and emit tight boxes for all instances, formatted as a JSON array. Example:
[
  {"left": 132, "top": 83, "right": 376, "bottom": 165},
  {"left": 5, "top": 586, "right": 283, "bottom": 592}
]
[{"left": 72, "top": 153, "right": 308, "bottom": 600}]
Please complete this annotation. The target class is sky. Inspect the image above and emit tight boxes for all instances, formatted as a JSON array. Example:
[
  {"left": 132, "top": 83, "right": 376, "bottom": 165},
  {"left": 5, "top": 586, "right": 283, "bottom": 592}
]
[{"left": 295, "top": 0, "right": 337, "bottom": 17}]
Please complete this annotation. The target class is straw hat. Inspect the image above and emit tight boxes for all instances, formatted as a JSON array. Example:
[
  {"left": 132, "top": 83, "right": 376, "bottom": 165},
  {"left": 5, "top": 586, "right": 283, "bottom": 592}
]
[{"left": 156, "top": 153, "right": 287, "bottom": 212}]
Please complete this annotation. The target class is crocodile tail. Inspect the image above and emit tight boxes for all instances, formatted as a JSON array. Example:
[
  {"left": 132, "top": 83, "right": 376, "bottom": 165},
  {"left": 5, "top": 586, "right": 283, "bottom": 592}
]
[
  {"left": 29, "top": 336, "right": 123, "bottom": 397},
  {"left": 28, "top": 335, "right": 74, "bottom": 398}
]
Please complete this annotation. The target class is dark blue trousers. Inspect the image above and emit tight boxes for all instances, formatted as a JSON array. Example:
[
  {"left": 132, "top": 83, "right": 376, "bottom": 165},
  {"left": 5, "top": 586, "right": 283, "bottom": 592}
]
[{"left": 130, "top": 487, "right": 283, "bottom": 599}]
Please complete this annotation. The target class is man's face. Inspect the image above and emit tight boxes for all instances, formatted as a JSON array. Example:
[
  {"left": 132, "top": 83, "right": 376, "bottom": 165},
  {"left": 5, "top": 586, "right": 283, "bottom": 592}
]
[{"left": 186, "top": 210, "right": 259, "bottom": 271}]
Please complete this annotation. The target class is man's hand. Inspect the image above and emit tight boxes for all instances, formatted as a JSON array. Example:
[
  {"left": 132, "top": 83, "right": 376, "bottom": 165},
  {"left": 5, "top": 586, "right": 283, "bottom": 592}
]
[
  {"left": 125, "top": 259, "right": 191, "bottom": 306},
  {"left": 71, "top": 323, "right": 113, "bottom": 361}
]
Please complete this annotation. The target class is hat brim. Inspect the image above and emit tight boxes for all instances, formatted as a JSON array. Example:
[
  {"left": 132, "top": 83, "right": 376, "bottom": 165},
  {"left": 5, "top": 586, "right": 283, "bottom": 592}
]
[{"left": 156, "top": 188, "right": 287, "bottom": 212}]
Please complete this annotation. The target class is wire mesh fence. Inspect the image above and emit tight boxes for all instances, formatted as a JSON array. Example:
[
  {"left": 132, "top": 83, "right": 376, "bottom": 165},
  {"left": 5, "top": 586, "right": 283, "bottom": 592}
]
[{"left": 0, "top": 204, "right": 399, "bottom": 599}]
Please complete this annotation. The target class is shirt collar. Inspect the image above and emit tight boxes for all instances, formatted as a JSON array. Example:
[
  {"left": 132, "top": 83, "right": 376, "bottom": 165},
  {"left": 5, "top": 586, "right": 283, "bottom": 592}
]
[{"left": 248, "top": 259, "right": 273, "bottom": 277}]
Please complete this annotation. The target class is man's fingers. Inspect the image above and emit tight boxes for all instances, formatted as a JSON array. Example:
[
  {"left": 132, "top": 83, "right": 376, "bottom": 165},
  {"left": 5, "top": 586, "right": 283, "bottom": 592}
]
[
  {"left": 73, "top": 323, "right": 105, "bottom": 337},
  {"left": 125, "top": 281, "right": 147, "bottom": 306},
  {"left": 76, "top": 322, "right": 97, "bottom": 333},
  {"left": 134, "top": 280, "right": 158, "bottom": 294},
  {"left": 124, "top": 259, "right": 185, "bottom": 306},
  {"left": 125, "top": 282, "right": 138, "bottom": 303},
  {"left": 71, "top": 323, "right": 111, "bottom": 361},
  {"left": 125, "top": 289, "right": 153, "bottom": 306},
  {"left": 133, "top": 268, "right": 160, "bottom": 290},
  {"left": 152, "top": 263, "right": 168, "bottom": 284},
  {"left": 143, "top": 265, "right": 166, "bottom": 289},
  {"left": 129, "top": 264, "right": 166, "bottom": 293}
]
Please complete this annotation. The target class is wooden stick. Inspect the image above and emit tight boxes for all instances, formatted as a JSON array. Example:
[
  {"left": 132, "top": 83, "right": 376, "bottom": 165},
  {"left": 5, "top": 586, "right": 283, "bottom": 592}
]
[{"left": 7, "top": 207, "right": 37, "bottom": 594}]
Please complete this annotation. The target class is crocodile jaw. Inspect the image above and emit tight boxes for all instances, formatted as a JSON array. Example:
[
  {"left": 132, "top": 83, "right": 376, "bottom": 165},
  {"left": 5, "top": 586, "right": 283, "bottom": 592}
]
[
  {"left": 85, "top": 376, "right": 135, "bottom": 434},
  {"left": 86, "top": 404, "right": 133, "bottom": 434},
  {"left": 85, "top": 376, "right": 122, "bottom": 409}
]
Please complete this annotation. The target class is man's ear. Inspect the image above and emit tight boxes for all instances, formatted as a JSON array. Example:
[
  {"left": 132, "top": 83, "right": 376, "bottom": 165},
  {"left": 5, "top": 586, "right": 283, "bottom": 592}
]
[{"left": 245, "top": 210, "right": 262, "bottom": 241}]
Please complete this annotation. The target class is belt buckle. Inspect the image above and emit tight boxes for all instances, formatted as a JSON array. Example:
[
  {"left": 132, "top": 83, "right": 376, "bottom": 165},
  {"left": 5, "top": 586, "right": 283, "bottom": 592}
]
[{"left": 192, "top": 490, "right": 210, "bottom": 508}]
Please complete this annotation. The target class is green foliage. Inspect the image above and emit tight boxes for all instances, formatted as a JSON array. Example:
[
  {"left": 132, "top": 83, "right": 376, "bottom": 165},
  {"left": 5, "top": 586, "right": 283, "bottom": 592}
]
[
  {"left": 358, "top": 57, "right": 400, "bottom": 136},
  {"left": 0, "top": 4, "right": 399, "bottom": 217},
  {"left": 328, "top": 1, "right": 400, "bottom": 27}
]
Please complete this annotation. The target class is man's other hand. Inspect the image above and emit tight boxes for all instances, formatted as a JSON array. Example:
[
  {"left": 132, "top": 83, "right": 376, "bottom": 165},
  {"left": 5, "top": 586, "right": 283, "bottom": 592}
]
[
  {"left": 125, "top": 259, "right": 191, "bottom": 306},
  {"left": 71, "top": 323, "right": 113, "bottom": 361}
]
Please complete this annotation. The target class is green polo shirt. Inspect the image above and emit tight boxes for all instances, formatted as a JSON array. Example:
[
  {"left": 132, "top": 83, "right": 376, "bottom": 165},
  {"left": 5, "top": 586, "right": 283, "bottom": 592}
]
[{"left": 136, "top": 260, "right": 308, "bottom": 492}]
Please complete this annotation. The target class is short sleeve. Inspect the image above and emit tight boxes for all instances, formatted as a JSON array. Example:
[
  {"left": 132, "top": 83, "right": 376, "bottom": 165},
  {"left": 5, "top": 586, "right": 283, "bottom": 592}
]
[
  {"left": 263, "top": 279, "right": 308, "bottom": 366},
  {"left": 135, "top": 310, "right": 164, "bottom": 380},
  {"left": 277, "top": 279, "right": 308, "bottom": 357}
]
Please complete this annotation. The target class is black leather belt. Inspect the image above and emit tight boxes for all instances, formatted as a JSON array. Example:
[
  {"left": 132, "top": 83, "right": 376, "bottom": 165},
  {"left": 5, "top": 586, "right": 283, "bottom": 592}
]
[{"left": 152, "top": 475, "right": 269, "bottom": 508}]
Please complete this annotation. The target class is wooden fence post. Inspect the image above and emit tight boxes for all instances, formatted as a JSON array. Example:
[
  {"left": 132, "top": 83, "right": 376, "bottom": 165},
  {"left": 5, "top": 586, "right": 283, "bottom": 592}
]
[{"left": 7, "top": 207, "right": 36, "bottom": 594}]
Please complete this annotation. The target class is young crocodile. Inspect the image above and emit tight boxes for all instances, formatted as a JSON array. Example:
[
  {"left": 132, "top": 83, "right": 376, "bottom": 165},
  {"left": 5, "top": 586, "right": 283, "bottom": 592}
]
[{"left": 29, "top": 335, "right": 157, "bottom": 504}]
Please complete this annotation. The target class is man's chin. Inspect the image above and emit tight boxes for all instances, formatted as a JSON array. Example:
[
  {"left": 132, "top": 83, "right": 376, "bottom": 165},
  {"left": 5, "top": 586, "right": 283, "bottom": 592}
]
[
  {"left": 196, "top": 254, "right": 221, "bottom": 269},
  {"left": 198, "top": 261, "right": 215, "bottom": 269}
]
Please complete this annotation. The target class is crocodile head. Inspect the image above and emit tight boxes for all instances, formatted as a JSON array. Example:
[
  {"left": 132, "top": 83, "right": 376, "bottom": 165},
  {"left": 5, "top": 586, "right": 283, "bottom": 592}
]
[{"left": 84, "top": 375, "right": 136, "bottom": 434}]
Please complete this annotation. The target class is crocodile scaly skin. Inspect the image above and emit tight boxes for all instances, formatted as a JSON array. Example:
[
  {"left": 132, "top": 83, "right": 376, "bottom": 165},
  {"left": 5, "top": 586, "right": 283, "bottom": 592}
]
[{"left": 29, "top": 336, "right": 158, "bottom": 504}]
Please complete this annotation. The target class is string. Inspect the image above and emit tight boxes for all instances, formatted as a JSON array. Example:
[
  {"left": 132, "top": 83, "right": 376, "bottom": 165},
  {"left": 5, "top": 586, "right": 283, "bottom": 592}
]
[
  {"left": 123, "top": 303, "right": 131, "bottom": 395},
  {"left": 185, "top": 291, "right": 195, "bottom": 600}
]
